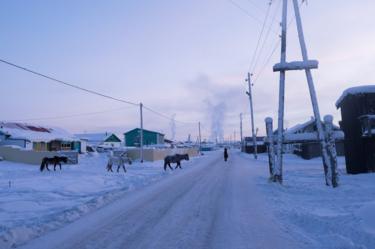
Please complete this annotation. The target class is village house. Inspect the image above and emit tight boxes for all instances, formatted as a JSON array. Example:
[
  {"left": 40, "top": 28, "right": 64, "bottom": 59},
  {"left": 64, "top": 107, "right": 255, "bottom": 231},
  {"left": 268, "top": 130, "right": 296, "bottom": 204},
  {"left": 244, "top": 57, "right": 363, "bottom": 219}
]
[
  {"left": 124, "top": 128, "right": 165, "bottom": 147},
  {"left": 0, "top": 122, "right": 81, "bottom": 152},
  {"left": 285, "top": 118, "right": 345, "bottom": 159},
  {"left": 75, "top": 132, "right": 122, "bottom": 150}
]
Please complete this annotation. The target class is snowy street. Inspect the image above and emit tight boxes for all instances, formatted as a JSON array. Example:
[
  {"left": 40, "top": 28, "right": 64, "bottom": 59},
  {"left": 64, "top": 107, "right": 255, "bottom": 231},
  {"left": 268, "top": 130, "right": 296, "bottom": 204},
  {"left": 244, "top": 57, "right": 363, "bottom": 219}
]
[{"left": 18, "top": 151, "right": 303, "bottom": 249}]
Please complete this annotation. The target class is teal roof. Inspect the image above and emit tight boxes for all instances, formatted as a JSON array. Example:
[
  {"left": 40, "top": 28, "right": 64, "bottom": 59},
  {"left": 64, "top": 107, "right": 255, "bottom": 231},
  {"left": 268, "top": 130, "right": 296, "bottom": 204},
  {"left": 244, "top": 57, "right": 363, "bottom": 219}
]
[{"left": 124, "top": 128, "right": 164, "bottom": 136}]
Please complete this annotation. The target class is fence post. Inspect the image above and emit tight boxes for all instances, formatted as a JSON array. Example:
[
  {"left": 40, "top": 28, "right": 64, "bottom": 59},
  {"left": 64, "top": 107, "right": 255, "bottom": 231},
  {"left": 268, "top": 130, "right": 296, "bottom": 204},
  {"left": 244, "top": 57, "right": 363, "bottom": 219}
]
[
  {"left": 324, "top": 115, "right": 339, "bottom": 187},
  {"left": 265, "top": 117, "right": 277, "bottom": 182}
]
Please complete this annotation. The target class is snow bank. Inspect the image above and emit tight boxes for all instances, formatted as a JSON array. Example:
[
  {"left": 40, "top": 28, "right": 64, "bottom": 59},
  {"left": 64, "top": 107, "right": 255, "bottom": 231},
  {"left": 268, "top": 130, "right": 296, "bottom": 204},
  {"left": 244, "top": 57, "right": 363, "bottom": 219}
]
[
  {"left": 0, "top": 153, "right": 201, "bottom": 248},
  {"left": 249, "top": 154, "right": 375, "bottom": 249},
  {"left": 336, "top": 85, "right": 375, "bottom": 108}
]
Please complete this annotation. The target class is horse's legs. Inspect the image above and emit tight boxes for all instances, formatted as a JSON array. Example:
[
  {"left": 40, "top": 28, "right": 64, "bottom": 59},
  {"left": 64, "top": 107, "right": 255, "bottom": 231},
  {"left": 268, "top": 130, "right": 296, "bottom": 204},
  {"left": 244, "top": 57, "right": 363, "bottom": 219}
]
[
  {"left": 168, "top": 162, "right": 173, "bottom": 170},
  {"left": 46, "top": 163, "right": 50, "bottom": 171},
  {"left": 59, "top": 163, "right": 62, "bottom": 170},
  {"left": 175, "top": 161, "right": 182, "bottom": 169},
  {"left": 164, "top": 162, "right": 167, "bottom": 171},
  {"left": 123, "top": 165, "right": 127, "bottom": 173}
]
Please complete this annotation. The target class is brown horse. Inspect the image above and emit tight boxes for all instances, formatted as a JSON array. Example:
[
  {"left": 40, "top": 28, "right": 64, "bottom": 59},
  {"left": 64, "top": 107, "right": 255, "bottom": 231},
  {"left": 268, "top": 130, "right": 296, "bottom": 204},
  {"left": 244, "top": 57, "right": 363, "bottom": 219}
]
[
  {"left": 40, "top": 156, "right": 68, "bottom": 171},
  {"left": 164, "top": 154, "right": 189, "bottom": 171}
]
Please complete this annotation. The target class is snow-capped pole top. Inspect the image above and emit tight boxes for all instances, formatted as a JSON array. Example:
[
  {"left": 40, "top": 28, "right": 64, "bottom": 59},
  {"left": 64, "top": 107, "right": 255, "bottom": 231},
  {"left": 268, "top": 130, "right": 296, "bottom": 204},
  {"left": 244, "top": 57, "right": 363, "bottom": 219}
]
[{"left": 336, "top": 85, "right": 375, "bottom": 108}]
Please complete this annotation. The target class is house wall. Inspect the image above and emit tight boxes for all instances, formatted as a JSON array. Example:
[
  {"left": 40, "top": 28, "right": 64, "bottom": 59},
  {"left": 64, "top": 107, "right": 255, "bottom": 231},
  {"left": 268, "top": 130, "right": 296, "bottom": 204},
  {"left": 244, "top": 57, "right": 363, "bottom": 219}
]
[
  {"left": 0, "top": 139, "right": 26, "bottom": 148},
  {"left": 125, "top": 129, "right": 164, "bottom": 147},
  {"left": 33, "top": 142, "right": 48, "bottom": 151},
  {"left": 79, "top": 140, "right": 87, "bottom": 153},
  {"left": 340, "top": 94, "right": 375, "bottom": 173},
  {"left": 102, "top": 142, "right": 121, "bottom": 148},
  {"left": 0, "top": 146, "right": 79, "bottom": 165},
  {"left": 294, "top": 141, "right": 345, "bottom": 160}
]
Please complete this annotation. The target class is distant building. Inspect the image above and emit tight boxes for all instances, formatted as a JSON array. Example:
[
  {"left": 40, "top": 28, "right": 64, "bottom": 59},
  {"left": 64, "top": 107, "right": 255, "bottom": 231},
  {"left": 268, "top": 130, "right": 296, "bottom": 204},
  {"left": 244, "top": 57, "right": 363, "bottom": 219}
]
[
  {"left": 0, "top": 122, "right": 81, "bottom": 152},
  {"left": 124, "top": 128, "right": 164, "bottom": 147},
  {"left": 75, "top": 132, "right": 122, "bottom": 149},
  {"left": 285, "top": 118, "right": 345, "bottom": 160},
  {"left": 336, "top": 85, "right": 375, "bottom": 174}
]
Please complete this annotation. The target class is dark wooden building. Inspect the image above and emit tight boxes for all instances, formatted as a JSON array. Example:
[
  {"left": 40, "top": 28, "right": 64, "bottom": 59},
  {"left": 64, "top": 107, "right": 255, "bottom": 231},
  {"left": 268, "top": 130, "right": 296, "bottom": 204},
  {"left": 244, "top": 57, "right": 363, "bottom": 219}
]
[
  {"left": 336, "top": 85, "right": 375, "bottom": 174},
  {"left": 242, "top": 136, "right": 267, "bottom": 154}
]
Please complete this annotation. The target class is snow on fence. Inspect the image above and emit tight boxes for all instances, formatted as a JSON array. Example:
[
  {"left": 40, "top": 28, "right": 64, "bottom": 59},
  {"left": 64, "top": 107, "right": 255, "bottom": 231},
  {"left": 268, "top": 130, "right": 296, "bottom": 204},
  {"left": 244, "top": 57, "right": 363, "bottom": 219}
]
[
  {"left": 264, "top": 116, "right": 339, "bottom": 187},
  {"left": 126, "top": 148, "right": 199, "bottom": 162},
  {"left": 0, "top": 146, "right": 78, "bottom": 165}
]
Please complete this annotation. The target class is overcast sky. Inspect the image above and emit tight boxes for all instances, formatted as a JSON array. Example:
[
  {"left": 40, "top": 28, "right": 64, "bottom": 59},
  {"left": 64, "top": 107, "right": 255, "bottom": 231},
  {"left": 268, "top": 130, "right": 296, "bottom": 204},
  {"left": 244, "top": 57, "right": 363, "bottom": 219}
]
[{"left": 1, "top": 0, "right": 375, "bottom": 141}]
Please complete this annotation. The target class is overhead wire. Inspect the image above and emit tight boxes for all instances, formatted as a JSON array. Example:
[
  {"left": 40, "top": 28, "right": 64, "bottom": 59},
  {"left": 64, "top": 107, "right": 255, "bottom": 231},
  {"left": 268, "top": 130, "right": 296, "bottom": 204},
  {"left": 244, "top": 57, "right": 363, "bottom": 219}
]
[
  {"left": 226, "top": 0, "right": 264, "bottom": 25},
  {"left": 246, "top": 0, "right": 267, "bottom": 14},
  {"left": 250, "top": 0, "right": 282, "bottom": 75},
  {"left": 0, "top": 58, "right": 200, "bottom": 127},
  {"left": 252, "top": 0, "right": 306, "bottom": 85},
  {"left": 0, "top": 58, "right": 139, "bottom": 107},
  {"left": 8, "top": 106, "right": 134, "bottom": 122},
  {"left": 248, "top": 0, "right": 273, "bottom": 74},
  {"left": 143, "top": 105, "right": 198, "bottom": 125}
]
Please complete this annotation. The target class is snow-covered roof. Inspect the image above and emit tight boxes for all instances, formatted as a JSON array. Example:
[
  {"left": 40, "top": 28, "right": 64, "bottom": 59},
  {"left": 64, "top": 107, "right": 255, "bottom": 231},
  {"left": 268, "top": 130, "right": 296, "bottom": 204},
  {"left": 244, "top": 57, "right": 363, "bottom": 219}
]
[
  {"left": 124, "top": 128, "right": 165, "bottom": 136},
  {"left": 75, "top": 133, "right": 121, "bottom": 143},
  {"left": 0, "top": 122, "right": 79, "bottom": 142},
  {"left": 285, "top": 118, "right": 340, "bottom": 135},
  {"left": 336, "top": 85, "right": 375, "bottom": 108},
  {"left": 285, "top": 119, "right": 316, "bottom": 135}
]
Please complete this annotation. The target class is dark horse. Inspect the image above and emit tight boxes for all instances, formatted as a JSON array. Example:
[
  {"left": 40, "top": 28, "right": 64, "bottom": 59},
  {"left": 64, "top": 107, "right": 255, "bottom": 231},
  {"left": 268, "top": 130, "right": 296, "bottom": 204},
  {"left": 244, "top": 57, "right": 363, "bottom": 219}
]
[
  {"left": 40, "top": 156, "right": 68, "bottom": 172},
  {"left": 164, "top": 154, "right": 189, "bottom": 171}
]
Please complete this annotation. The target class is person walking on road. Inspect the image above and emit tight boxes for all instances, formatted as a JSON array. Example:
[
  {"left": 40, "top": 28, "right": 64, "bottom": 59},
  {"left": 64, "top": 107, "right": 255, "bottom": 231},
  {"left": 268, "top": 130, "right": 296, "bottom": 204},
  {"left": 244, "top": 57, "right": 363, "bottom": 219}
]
[{"left": 224, "top": 148, "right": 229, "bottom": 162}]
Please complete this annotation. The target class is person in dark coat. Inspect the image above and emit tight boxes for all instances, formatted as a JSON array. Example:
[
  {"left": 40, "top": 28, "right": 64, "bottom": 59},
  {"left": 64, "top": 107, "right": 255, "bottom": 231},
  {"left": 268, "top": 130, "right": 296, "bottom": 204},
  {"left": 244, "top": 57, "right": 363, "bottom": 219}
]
[{"left": 224, "top": 148, "right": 228, "bottom": 162}]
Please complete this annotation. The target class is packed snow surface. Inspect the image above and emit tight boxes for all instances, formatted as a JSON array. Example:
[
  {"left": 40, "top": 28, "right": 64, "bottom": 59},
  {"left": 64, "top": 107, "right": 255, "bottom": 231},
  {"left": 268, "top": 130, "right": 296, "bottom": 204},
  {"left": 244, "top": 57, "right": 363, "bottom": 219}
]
[
  {"left": 0, "top": 153, "right": 195, "bottom": 248},
  {"left": 1, "top": 151, "right": 374, "bottom": 249}
]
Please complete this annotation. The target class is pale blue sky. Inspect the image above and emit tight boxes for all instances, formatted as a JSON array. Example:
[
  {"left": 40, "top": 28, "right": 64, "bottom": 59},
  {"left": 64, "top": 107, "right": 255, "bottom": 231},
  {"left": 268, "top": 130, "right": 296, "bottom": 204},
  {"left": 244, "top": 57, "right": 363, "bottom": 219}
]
[{"left": 1, "top": 0, "right": 375, "bottom": 141}]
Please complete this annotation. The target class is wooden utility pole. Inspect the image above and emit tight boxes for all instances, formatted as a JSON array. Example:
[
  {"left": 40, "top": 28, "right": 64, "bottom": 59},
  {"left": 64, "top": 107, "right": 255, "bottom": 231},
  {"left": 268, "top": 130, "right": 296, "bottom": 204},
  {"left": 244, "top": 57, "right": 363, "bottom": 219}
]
[
  {"left": 139, "top": 102, "right": 144, "bottom": 163},
  {"left": 292, "top": 0, "right": 336, "bottom": 186},
  {"left": 274, "top": 0, "right": 288, "bottom": 183},
  {"left": 240, "top": 113, "right": 243, "bottom": 150},
  {"left": 246, "top": 72, "right": 258, "bottom": 159},
  {"left": 273, "top": 0, "right": 338, "bottom": 187},
  {"left": 198, "top": 122, "right": 202, "bottom": 154}
]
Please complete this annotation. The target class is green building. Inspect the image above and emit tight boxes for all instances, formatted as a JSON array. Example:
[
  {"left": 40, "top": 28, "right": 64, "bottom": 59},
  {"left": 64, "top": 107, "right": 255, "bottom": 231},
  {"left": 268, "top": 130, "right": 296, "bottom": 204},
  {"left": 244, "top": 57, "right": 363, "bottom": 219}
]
[{"left": 124, "top": 128, "right": 165, "bottom": 147}]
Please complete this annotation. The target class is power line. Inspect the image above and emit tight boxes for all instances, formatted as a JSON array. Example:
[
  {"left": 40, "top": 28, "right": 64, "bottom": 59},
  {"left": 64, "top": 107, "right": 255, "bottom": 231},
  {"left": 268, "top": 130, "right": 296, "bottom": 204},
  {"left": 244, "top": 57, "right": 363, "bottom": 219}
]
[
  {"left": 252, "top": 39, "right": 280, "bottom": 84},
  {"left": 246, "top": 0, "right": 267, "bottom": 14},
  {"left": 252, "top": 0, "right": 306, "bottom": 85},
  {"left": 8, "top": 106, "right": 133, "bottom": 122},
  {"left": 143, "top": 105, "right": 197, "bottom": 125},
  {"left": 0, "top": 59, "right": 204, "bottom": 130},
  {"left": 251, "top": 0, "right": 282, "bottom": 75},
  {"left": 248, "top": 0, "right": 273, "bottom": 74},
  {"left": 226, "top": 0, "right": 263, "bottom": 25},
  {"left": 0, "top": 58, "right": 139, "bottom": 107}
]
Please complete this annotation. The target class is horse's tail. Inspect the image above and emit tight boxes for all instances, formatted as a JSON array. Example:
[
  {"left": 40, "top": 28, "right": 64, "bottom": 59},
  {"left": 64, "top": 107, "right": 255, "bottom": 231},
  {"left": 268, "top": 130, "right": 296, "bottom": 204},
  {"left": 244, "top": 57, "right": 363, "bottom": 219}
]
[{"left": 40, "top": 158, "right": 46, "bottom": 172}]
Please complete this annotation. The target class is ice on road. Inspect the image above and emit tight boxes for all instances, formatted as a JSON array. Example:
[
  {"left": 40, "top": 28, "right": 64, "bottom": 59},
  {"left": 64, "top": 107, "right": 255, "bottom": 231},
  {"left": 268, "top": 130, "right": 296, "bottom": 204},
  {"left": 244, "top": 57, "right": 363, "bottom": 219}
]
[{"left": 20, "top": 151, "right": 303, "bottom": 249}]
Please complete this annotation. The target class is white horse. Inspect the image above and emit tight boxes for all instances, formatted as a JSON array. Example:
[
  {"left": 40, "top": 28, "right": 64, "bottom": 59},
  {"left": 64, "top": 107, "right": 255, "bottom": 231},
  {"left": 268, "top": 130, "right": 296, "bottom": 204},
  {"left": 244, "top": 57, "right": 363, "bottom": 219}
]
[{"left": 107, "top": 152, "right": 132, "bottom": 173}]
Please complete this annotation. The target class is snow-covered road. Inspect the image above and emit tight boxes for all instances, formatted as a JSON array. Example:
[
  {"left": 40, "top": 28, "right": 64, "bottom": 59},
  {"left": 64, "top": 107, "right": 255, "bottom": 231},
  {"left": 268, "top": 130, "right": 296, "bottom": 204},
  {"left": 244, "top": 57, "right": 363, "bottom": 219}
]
[{"left": 19, "top": 151, "right": 303, "bottom": 249}]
